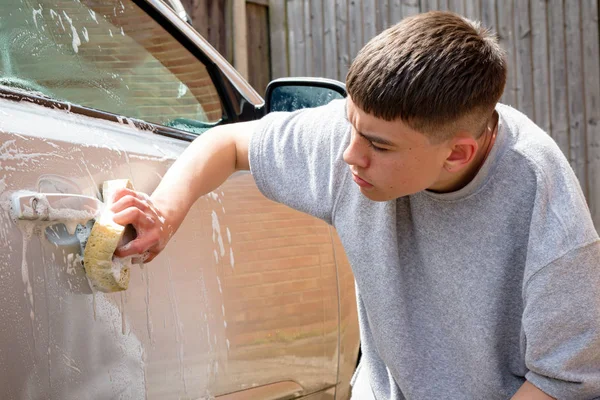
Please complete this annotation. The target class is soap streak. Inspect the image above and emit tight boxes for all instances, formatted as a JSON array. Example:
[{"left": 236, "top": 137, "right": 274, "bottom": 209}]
[{"left": 165, "top": 254, "right": 187, "bottom": 393}]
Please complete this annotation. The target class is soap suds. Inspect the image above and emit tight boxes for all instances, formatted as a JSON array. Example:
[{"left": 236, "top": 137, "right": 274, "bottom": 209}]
[
  {"left": 211, "top": 211, "right": 225, "bottom": 257},
  {"left": 120, "top": 291, "right": 126, "bottom": 335},
  {"left": 32, "top": 6, "right": 43, "bottom": 30},
  {"left": 61, "top": 11, "right": 81, "bottom": 53},
  {"left": 144, "top": 267, "right": 153, "bottom": 342},
  {"left": 20, "top": 222, "right": 35, "bottom": 317},
  {"left": 88, "top": 9, "right": 98, "bottom": 23},
  {"left": 216, "top": 276, "right": 222, "bottom": 294}
]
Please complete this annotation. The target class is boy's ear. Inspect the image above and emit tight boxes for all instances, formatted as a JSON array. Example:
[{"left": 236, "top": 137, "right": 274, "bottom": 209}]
[{"left": 443, "top": 136, "right": 478, "bottom": 172}]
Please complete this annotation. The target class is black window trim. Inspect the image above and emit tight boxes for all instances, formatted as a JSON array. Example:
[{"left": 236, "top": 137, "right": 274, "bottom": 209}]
[{"left": 0, "top": 87, "right": 198, "bottom": 142}]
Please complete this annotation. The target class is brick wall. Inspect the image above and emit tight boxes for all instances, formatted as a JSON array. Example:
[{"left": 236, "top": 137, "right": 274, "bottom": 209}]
[{"left": 216, "top": 175, "right": 341, "bottom": 350}]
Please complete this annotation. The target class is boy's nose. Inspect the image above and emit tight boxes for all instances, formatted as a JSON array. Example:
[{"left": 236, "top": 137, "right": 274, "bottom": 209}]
[{"left": 343, "top": 135, "right": 370, "bottom": 169}]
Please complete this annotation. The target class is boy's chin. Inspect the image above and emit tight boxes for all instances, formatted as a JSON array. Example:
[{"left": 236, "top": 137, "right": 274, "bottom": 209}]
[
  {"left": 360, "top": 187, "right": 416, "bottom": 202},
  {"left": 359, "top": 187, "right": 392, "bottom": 202}
]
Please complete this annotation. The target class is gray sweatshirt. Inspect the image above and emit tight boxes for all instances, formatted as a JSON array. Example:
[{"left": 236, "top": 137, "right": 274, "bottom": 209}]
[{"left": 249, "top": 99, "right": 600, "bottom": 399}]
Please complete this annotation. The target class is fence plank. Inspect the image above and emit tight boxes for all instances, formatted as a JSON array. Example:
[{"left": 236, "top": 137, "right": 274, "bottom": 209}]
[
  {"left": 210, "top": 0, "right": 227, "bottom": 57},
  {"left": 364, "top": 0, "right": 378, "bottom": 43},
  {"left": 548, "top": 0, "right": 570, "bottom": 157},
  {"left": 287, "top": 0, "right": 305, "bottom": 76},
  {"left": 420, "top": 0, "right": 437, "bottom": 12},
  {"left": 391, "top": 0, "right": 403, "bottom": 25},
  {"left": 464, "top": 0, "right": 480, "bottom": 22},
  {"left": 246, "top": 2, "right": 270, "bottom": 93},
  {"left": 349, "top": 0, "right": 364, "bottom": 62},
  {"left": 336, "top": 0, "right": 350, "bottom": 81},
  {"left": 225, "top": 0, "right": 234, "bottom": 63},
  {"left": 419, "top": 0, "right": 437, "bottom": 12},
  {"left": 388, "top": 0, "right": 403, "bottom": 26},
  {"left": 303, "top": 0, "right": 314, "bottom": 76},
  {"left": 497, "top": 0, "right": 516, "bottom": 107},
  {"left": 565, "top": 0, "right": 587, "bottom": 194},
  {"left": 310, "top": 0, "right": 325, "bottom": 77},
  {"left": 438, "top": 0, "right": 449, "bottom": 11},
  {"left": 233, "top": 0, "right": 248, "bottom": 78},
  {"left": 323, "top": 0, "right": 338, "bottom": 80},
  {"left": 377, "top": 0, "right": 391, "bottom": 31},
  {"left": 583, "top": 0, "right": 600, "bottom": 227},
  {"left": 530, "top": 0, "right": 551, "bottom": 134},
  {"left": 189, "top": 0, "right": 209, "bottom": 38},
  {"left": 514, "top": 0, "right": 534, "bottom": 120},
  {"left": 401, "top": 0, "right": 420, "bottom": 18},
  {"left": 448, "top": 0, "right": 464, "bottom": 15},
  {"left": 480, "top": 0, "right": 496, "bottom": 32},
  {"left": 269, "top": 0, "right": 289, "bottom": 79}
]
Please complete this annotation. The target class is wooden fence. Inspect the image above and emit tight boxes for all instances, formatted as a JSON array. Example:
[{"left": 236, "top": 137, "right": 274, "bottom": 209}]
[
  {"left": 182, "top": 0, "right": 600, "bottom": 229},
  {"left": 269, "top": 0, "right": 600, "bottom": 228}
]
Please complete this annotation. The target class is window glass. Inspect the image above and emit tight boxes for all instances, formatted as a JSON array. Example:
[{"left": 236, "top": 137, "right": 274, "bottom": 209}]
[
  {"left": 269, "top": 85, "right": 344, "bottom": 113},
  {"left": 0, "top": 0, "right": 223, "bottom": 132}
]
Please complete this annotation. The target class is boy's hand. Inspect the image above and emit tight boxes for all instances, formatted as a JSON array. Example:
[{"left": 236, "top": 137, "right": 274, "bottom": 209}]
[{"left": 110, "top": 187, "right": 174, "bottom": 263}]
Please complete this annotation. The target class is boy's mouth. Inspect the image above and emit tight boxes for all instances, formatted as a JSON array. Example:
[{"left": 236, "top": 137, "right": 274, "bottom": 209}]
[{"left": 352, "top": 173, "right": 374, "bottom": 189}]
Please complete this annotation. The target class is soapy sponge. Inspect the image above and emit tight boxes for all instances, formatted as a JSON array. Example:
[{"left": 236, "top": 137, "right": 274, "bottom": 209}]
[{"left": 83, "top": 179, "right": 133, "bottom": 292}]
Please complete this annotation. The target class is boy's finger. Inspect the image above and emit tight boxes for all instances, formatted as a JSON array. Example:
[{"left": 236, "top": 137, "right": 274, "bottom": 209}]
[
  {"left": 110, "top": 194, "right": 150, "bottom": 214},
  {"left": 114, "top": 238, "right": 152, "bottom": 258},
  {"left": 110, "top": 187, "right": 143, "bottom": 204},
  {"left": 112, "top": 207, "right": 154, "bottom": 228}
]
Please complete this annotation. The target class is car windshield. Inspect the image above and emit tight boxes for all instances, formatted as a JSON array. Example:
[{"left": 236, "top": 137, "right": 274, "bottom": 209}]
[{"left": 0, "top": 0, "right": 223, "bottom": 128}]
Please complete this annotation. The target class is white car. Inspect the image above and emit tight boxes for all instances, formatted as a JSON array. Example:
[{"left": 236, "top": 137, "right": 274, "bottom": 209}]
[{"left": 0, "top": 0, "right": 359, "bottom": 399}]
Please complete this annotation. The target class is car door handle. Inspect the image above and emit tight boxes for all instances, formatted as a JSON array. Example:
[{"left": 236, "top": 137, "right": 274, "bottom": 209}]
[{"left": 10, "top": 191, "right": 104, "bottom": 222}]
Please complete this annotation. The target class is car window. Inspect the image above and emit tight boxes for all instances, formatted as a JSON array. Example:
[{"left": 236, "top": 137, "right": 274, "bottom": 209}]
[{"left": 0, "top": 0, "right": 223, "bottom": 133}]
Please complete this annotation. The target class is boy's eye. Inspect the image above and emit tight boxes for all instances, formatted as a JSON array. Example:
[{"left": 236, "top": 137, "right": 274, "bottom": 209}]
[{"left": 369, "top": 142, "right": 388, "bottom": 152}]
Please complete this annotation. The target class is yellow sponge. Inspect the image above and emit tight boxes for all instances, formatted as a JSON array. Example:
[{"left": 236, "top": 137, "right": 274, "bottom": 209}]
[{"left": 83, "top": 179, "right": 134, "bottom": 293}]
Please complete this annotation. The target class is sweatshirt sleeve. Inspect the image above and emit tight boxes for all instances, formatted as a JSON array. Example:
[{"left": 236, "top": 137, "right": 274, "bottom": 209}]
[
  {"left": 248, "top": 99, "right": 351, "bottom": 225},
  {"left": 522, "top": 240, "right": 600, "bottom": 399}
]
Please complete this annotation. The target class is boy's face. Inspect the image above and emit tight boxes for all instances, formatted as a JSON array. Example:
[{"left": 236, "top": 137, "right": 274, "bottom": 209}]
[{"left": 343, "top": 98, "right": 453, "bottom": 201}]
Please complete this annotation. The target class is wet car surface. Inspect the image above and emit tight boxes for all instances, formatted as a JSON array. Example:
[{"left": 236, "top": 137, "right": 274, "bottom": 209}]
[{"left": 0, "top": 0, "right": 359, "bottom": 399}]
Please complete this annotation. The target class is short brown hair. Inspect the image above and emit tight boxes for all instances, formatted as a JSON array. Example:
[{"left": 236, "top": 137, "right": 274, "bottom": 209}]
[{"left": 346, "top": 11, "right": 507, "bottom": 141}]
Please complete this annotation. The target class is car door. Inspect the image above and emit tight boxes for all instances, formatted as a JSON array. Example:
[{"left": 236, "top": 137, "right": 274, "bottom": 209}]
[{"left": 0, "top": 1, "right": 342, "bottom": 399}]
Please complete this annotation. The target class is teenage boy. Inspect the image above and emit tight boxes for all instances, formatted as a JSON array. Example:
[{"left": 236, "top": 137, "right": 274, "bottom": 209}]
[{"left": 111, "top": 11, "right": 600, "bottom": 400}]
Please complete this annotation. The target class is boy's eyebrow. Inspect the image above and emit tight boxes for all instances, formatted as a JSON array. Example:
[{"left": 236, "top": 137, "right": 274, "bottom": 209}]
[
  {"left": 359, "top": 131, "right": 395, "bottom": 147},
  {"left": 345, "top": 101, "right": 396, "bottom": 147}
]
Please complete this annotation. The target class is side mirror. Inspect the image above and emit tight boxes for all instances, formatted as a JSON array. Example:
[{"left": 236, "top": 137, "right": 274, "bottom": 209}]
[{"left": 265, "top": 78, "right": 347, "bottom": 113}]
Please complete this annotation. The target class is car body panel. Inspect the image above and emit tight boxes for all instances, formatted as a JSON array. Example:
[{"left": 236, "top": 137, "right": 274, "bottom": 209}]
[{"left": 0, "top": 98, "right": 342, "bottom": 399}]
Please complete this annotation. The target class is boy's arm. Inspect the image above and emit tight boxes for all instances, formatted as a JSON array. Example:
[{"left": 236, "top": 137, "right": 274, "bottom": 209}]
[
  {"left": 111, "top": 120, "right": 258, "bottom": 261},
  {"left": 511, "top": 381, "right": 555, "bottom": 400}
]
